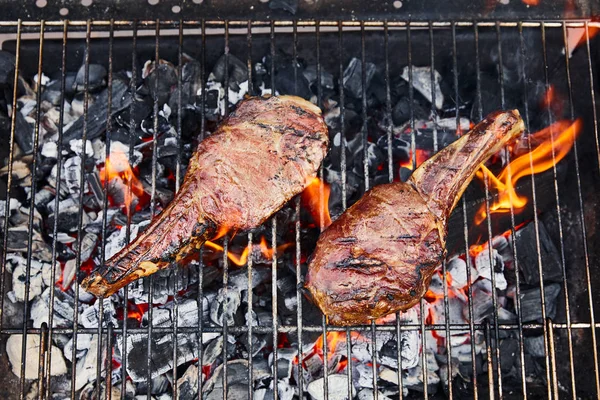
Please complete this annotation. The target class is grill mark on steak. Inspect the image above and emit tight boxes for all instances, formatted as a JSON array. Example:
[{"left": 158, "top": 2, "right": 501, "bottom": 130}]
[
  {"left": 82, "top": 96, "right": 329, "bottom": 298},
  {"left": 306, "top": 110, "right": 524, "bottom": 326}
]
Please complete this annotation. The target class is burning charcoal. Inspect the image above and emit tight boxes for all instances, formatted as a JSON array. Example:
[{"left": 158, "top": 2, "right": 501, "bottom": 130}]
[
  {"left": 392, "top": 96, "right": 430, "bottom": 126},
  {"left": 7, "top": 255, "right": 46, "bottom": 303},
  {"left": 498, "top": 338, "right": 518, "bottom": 373},
  {"left": 270, "top": 347, "right": 297, "bottom": 379},
  {"left": 105, "top": 220, "right": 149, "bottom": 260},
  {"left": 144, "top": 60, "right": 178, "bottom": 107},
  {"left": 63, "top": 333, "right": 93, "bottom": 362},
  {"left": 74, "top": 335, "right": 106, "bottom": 391},
  {"left": 524, "top": 335, "right": 546, "bottom": 357},
  {"left": 14, "top": 110, "right": 34, "bottom": 155},
  {"left": 47, "top": 205, "right": 90, "bottom": 233},
  {"left": 69, "top": 138, "right": 94, "bottom": 158},
  {"left": 229, "top": 267, "right": 271, "bottom": 293},
  {"left": 474, "top": 247, "right": 507, "bottom": 290},
  {"left": 5, "top": 228, "right": 49, "bottom": 260},
  {"left": 62, "top": 78, "right": 132, "bottom": 144},
  {"left": 307, "top": 374, "right": 354, "bottom": 400},
  {"left": 357, "top": 389, "right": 394, "bottom": 400},
  {"left": 304, "top": 64, "right": 335, "bottom": 90},
  {"left": 447, "top": 256, "right": 469, "bottom": 289},
  {"left": 74, "top": 63, "right": 107, "bottom": 92},
  {"left": 401, "top": 66, "right": 444, "bottom": 110},
  {"left": 514, "top": 221, "right": 562, "bottom": 285},
  {"left": 519, "top": 283, "right": 561, "bottom": 322},
  {"left": 202, "top": 335, "right": 224, "bottom": 366},
  {"left": 203, "top": 359, "right": 270, "bottom": 399},
  {"left": 210, "top": 288, "right": 241, "bottom": 326},
  {"left": 470, "top": 279, "right": 494, "bottom": 324},
  {"left": 30, "top": 288, "right": 75, "bottom": 328},
  {"left": 177, "top": 363, "right": 200, "bottom": 400},
  {"left": 73, "top": 232, "right": 97, "bottom": 263},
  {"left": 269, "top": 0, "right": 298, "bottom": 14},
  {"left": 6, "top": 334, "right": 67, "bottom": 379},
  {"left": 122, "top": 332, "right": 200, "bottom": 382},
  {"left": 0, "top": 50, "right": 15, "bottom": 88},
  {"left": 211, "top": 54, "right": 248, "bottom": 92},
  {"left": 273, "top": 63, "right": 313, "bottom": 100},
  {"left": 80, "top": 298, "right": 118, "bottom": 328},
  {"left": 343, "top": 57, "right": 376, "bottom": 99}
]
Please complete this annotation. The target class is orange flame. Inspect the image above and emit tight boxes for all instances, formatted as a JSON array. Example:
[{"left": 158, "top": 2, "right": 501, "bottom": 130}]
[
  {"left": 301, "top": 177, "right": 332, "bottom": 229},
  {"left": 566, "top": 26, "right": 600, "bottom": 56},
  {"left": 521, "top": 0, "right": 540, "bottom": 5},
  {"left": 399, "top": 149, "right": 430, "bottom": 171},
  {"left": 100, "top": 150, "right": 145, "bottom": 210},
  {"left": 204, "top": 236, "right": 292, "bottom": 267},
  {"left": 474, "top": 119, "right": 581, "bottom": 225}
]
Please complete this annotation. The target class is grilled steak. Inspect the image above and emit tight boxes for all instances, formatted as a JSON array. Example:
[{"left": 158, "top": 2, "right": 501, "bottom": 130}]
[
  {"left": 83, "top": 95, "right": 329, "bottom": 297},
  {"left": 306, "top": 110, "right": 524, "bottom": 326}
]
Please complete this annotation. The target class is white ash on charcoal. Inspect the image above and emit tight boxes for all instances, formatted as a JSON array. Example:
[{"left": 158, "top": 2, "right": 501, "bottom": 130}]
[
  {"left": 474, "top": 245, "right": 508, "bottom": 290},
  {"left": 307, "top": 374, "right": 354, "bottom": 400},
  {"left": 400, "top": 66, "right": 444, "bottom": 110},
  {"left": 119, "top": 332, "right": 201, "bottom": 382},
  {"left": 6, "top": 334, "right": 67, "bottom": 379},
  {"left": 80, "top": 298, "right": 118, "bottom": 328},
  {"left": 202, "top": 359, "right": 270, "bottom": 400},
  {"left": 343, "top": 57, "right": 376, "bottom": 99},
  {"left": 209, "top": 287, "right": 242, "bottom": 327},
  {"left": 127, "top": 264, "right": 204, "bottom": 305},
  {"left": 139, "top": 298, "right": 200, "bottom": 328},
  {"left": 5, "top": 253, "right": 57, "bottom": 303},
  {"left": 5, "top": 225, "right": 52, "bottom": 260},
  {"left": 30, "top": 287, "right": 75, "bottom": 328}
]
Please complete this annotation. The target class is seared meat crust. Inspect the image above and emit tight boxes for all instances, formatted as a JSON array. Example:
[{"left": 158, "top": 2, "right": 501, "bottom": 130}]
[
  {"left": 306, "top": 110, "right": 524, "bottom": 325},
  {"left": 83, "top": 96, "right": 328, "bottom": 297}
]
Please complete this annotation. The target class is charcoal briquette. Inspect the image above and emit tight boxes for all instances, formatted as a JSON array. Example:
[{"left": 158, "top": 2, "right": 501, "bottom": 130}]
[{"left": 268, "top": 0, "right": 298, "bottom": 15}]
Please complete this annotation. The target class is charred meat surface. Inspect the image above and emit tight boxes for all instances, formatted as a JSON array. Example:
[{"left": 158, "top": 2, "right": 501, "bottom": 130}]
[
  {"left": 306, "top": 110, "right": 524, "bottom": 326},
  {"left": 82, "top": 95, "right": 329, "bottom": 297}
]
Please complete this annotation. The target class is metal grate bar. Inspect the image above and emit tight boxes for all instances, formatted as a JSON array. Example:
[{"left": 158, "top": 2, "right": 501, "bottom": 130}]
[
  {"left": 495, "top": 22, "right": 528, "bottom": 398},
  {"left": 540, "top": 22, "right": 578, "bottom": 398},
  {"left": 246, "top": 20, "right": 255, "bottom": 400},
  {"left": 118, "top": 19, "right": 138, "bottom": 400},
  {"left": 561, "top": 22, "right": 600, "bottom": 398},
  {"left": 95, "top": 18, "right": 115, "bottom": 400},
  {"left": 196, "top": 19, "right": 207, "bottom": 399},
  {"left": 451, "top": 21, "right": 480, "bottom": 399},
  {"left": 0, "top": 16, "right": 20, "bottom": 333},
  {"left": 476, "top": 22, "right": 505, "bottom": 399},
  {"left": 67, "top": 19, "right": 91, "bottom": 399},
  {"left": 42, "top": 19, "right": 66, "bottom": 400},
  {"left": 518, "top": 22, "right": 553, "bottom": 399},
  {"left": 19, "top": 19, "right": 45, "bottom": 400}
]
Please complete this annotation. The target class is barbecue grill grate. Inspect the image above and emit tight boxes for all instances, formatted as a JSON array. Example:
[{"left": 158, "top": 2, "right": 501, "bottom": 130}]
[{"left": 0, "top": 18, "right": 599, "bottom": 400}]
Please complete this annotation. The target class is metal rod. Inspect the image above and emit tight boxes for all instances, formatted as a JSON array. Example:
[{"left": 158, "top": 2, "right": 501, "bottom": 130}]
[
  {"left": 452, "top": 22, "right": 479, "bottom": 398},
  {"left": 563, "top": 21, "right": 600, "bottom": 398},
  {"left": 43, "top": 19, "right": 65, "bottom": 400},
  {"left": 495, "top": 21, "right": 528, "bottom": 399},
  {"left": 68, "top": 19, "right": 91, "bottom": 399}
]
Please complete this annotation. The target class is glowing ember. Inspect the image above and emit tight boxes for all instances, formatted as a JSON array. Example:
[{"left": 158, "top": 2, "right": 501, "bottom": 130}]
[
  {"left": 521, "top": 0, "right": 540, "bottom": 5},
  {"left": 204, "top": 236, "right": 292, "bottom": 267},
  {"left": 399, "top": 149, "right": 430, "bottom": 171},
  {"left": 474, "top": 119, "right": 581, "bottom": 225},
  {"left": 301, "top": 177, "right": 332, "bottom": 229},
  {"left": 127, "top": 303, "right": 149, "bottom": 323},
  {"left": 100, "top": 150, "right": 145, "bottom": 210}
]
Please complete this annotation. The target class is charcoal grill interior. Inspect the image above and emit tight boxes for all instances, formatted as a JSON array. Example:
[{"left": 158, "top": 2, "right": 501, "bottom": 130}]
[{"left": 0, "top": 13, "right": 600, "bottom": 400}]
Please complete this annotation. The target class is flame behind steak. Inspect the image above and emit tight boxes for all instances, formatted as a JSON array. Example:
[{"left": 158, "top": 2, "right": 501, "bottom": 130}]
[
  {"left": 83, "top": 95, "right": 329, "bottom": 297},
  {"left": 306, "top": 110, "right": 525, "bottom": 326}
]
